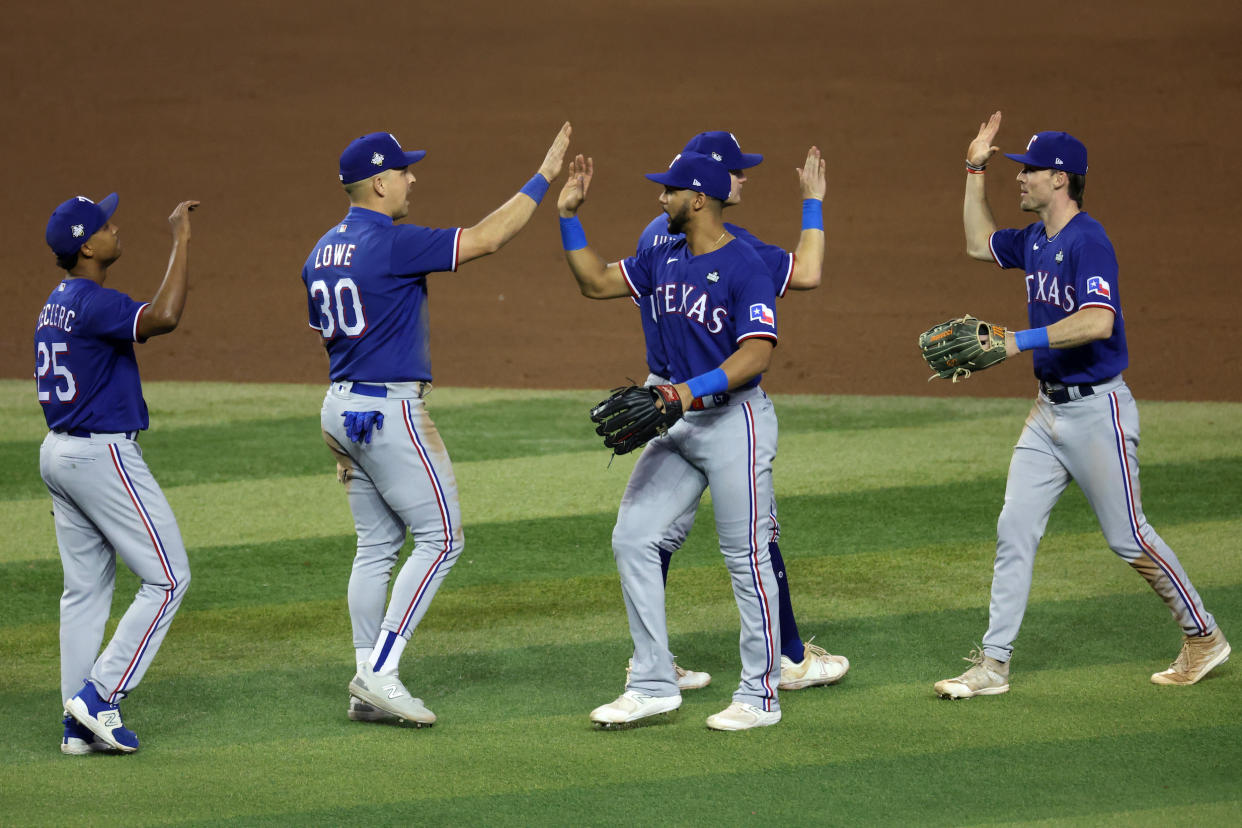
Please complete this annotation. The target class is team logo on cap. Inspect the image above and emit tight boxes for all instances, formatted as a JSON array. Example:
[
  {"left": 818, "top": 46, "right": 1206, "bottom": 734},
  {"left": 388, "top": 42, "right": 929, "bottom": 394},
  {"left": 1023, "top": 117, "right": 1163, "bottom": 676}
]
[
  {"left": 711, "top": 152, "right": 723, "bottom": 161},
  {"left": 76, "top": 196, "right": 93, "bottom": 204},
  {"left": 71, "top": 224, "right": 85, "bottom": 238},
  {"left": 371, "top": 152, "right": 385, "bottom": 166},
  {"left": 730, "top": 133, "right": 741, "bottom": 148},
  {"left": 668, "top": 153, "right": 681, "bottom": 168},
  {"left": 1027, "top": 134, "right": 1038, "bottom": 149}
]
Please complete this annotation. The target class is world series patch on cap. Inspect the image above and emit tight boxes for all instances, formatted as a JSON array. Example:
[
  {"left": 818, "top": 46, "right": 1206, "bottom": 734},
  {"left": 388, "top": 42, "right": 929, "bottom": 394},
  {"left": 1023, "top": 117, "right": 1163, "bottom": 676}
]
[
  {"left": 46, "top": 193, "right": 119, "bottom": 258},
  {"left": 339, "top": 133, "right": 427, "bottom": 184}
]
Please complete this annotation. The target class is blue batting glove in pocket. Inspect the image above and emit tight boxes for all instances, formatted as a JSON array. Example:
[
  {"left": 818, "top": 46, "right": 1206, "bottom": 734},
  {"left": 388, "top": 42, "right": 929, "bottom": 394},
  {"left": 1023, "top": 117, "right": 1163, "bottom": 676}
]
[{"left": 342, "top": 411, "right": 385, "bottom": 444}]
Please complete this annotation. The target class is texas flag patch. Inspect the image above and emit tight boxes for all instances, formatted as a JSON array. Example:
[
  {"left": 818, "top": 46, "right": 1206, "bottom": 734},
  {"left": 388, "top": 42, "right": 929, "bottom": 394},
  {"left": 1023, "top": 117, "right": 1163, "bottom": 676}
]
[
  {"left": 1087, "top": 276, "right": 1111, "bottom": 299},
  {"left": 749, "top": 303, "right": 775, "bottom": 326}
]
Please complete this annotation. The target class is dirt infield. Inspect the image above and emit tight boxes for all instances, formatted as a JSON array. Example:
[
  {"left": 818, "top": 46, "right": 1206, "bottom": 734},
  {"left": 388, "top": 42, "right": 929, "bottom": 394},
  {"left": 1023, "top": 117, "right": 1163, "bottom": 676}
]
[{"left": 7, "top": 1, "right": 1241, "bottom": 400}]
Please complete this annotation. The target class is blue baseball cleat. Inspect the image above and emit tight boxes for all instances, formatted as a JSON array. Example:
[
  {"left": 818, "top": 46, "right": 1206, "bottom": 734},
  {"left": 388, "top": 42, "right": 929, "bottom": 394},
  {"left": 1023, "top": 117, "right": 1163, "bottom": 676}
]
[{"left": 64, "top": 681, "right": 139, "bottom": 753}]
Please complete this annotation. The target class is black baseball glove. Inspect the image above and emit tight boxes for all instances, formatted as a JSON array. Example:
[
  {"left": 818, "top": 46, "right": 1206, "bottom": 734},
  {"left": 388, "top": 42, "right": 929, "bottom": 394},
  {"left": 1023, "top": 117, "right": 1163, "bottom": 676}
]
[
  {"left": 589, "top": 384, "right": 684, "bottom": 454},
  {"left": 918, "top": 314, "right": 1009, "bottom": 382}
]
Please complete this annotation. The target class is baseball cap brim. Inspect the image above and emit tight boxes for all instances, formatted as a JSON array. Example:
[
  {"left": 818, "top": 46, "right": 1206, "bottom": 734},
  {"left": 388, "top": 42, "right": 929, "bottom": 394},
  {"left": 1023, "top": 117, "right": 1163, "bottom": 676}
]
[
  {"left": 398, "top": 150, "right": 426, "bottom": 167},
  {"left": 643, "top": 170, "right": 730, "bottom": 201},
  {"left": 732, "top": 152, "right": 763, "bottom": 169},
  {"left": 97, "top": 192, "right": 120, "bottom": 221},
  {"left": 1003, "top": 152, "right": 1044, "bottom": 167}
]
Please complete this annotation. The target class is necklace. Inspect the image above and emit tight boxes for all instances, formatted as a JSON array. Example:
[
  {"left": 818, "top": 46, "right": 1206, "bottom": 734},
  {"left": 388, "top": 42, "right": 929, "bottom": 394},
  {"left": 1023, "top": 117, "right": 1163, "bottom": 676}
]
[{"left": 711, "top": 230, "right": 727, "bottom": 250}]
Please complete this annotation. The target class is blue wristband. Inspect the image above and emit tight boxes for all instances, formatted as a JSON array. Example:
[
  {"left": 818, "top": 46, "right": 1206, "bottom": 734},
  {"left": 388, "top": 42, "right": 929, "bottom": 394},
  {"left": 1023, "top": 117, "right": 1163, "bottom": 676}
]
[
  {"left": 801, "top": 198, "right": 824, "bottom": 231},
  {"left": 685, "top": 368, "right": 729, "bottom": 400},
  {"left": 1014, "top": 327, "right": 1049, "bottom": 351},
  {"left": 520, "top": 173, "right": 550, "bottom": 204},
  {"left": 559, "top": 216, "right": 588, "bottom": 251}
]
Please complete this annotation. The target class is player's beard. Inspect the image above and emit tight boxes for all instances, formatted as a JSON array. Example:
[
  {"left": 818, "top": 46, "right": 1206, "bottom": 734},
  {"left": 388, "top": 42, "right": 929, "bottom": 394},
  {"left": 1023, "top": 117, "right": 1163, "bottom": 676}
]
[{"left": 666, "top": 201, "right": 691, "bottom": 236}]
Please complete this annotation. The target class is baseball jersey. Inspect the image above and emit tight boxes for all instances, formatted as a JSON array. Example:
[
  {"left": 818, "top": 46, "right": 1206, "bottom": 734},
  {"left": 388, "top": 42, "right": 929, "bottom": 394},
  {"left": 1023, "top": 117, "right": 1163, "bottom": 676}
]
[
  {"left": 34, "top": 278, "right": 151, "bottom": 433},
  {"left": 989, "top": 211, "right": 1128, "bottom": 384},
  {"left": 302, "top": 205, "right": 463, "bottom": 382},
  {"left": 619, "top": 238, "right": 777, "bottom": 388},
  {"left": 635, "top": 215, "right": 792, "bottom": 377}
]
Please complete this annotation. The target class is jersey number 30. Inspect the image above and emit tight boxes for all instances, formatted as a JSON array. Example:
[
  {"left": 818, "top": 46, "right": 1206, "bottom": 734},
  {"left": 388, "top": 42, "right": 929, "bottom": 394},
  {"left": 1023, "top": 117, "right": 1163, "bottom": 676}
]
[
  {"left": 310, "top": 278, "right": 367, "bottom": 338},
  {"left": 37, "top": 341, "right": 78, "bottom": 403}
]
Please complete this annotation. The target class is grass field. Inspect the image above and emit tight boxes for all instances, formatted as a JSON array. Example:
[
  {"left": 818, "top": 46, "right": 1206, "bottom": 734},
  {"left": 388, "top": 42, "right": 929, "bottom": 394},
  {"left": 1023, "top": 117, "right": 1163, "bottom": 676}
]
[{"left": 1, "top": 380, "right": 1238, "bottom": 826}]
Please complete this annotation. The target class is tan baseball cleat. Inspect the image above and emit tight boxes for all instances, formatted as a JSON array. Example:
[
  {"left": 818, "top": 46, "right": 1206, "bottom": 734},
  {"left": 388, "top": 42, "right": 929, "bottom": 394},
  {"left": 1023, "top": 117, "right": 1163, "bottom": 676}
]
[
  {"left": 935, "top": 648, "right": 1010, "bottom": 699},
  {"left": 1151, "top": 628, "right": 1231, "bottom": 686},
  {"left": 348, "top": 665, "right": 436, "bottom": 725},
  {"left": 779, "top": 639, "right": 849, "bottom": 690}
]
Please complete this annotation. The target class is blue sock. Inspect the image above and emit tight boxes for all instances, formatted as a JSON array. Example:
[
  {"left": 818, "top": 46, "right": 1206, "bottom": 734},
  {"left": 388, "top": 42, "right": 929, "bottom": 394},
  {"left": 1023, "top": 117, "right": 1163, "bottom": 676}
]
[
  {"left": 659, "top": 546, "right": 673, "bottom": 586},
  {"left": 771, "top": 542, "right": 804, "bottom": 661}
]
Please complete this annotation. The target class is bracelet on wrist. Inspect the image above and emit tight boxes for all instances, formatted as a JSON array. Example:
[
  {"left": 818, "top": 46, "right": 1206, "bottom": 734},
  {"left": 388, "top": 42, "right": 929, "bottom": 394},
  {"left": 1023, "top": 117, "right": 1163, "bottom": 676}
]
[{"left": 965, "top": 159, "right": 987, "bottom": 173}]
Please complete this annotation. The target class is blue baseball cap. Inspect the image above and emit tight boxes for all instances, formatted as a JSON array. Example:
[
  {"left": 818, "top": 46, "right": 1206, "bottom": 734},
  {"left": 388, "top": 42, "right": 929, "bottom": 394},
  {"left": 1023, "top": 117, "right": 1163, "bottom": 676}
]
[
  {"left": 339, "top": 132, "right": 427, "bottom": 184},
  {"left": 645, "top": 152, "right": 732, "bottom": 201},
  {"left": 681, "top": 131, "right": 763, "bottom": 170},
  {"left": 1004, "top": 131, "right": 1088, "bottom": 175},
  {"left": 46, "top": 193, "right": 119, "bottom": 258}
]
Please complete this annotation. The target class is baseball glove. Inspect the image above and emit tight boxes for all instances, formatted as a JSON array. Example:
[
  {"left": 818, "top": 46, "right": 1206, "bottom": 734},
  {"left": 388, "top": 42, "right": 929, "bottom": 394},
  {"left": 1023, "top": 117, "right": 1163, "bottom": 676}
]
[
  {"left": 918, "top": 314, "right": 1009, "bottom": 382},
  {"left": 589, "top": 384, "right": 684, "bottom": 454}
]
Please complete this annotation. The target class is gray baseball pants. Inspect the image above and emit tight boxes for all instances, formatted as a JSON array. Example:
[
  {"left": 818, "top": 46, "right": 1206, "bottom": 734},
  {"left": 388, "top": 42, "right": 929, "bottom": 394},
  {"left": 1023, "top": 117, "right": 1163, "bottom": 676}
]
[{"left": 612, "top": 386, "right": 781, "bottom": 711}]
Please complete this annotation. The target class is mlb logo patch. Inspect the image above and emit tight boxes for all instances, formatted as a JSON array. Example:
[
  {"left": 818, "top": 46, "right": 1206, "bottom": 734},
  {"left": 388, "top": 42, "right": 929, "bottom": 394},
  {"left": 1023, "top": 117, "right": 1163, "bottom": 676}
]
[
  {"left": 749, "top": 303, "right": 774, "bottom": 326},
  {"left": 1087, "top": 276, "right": 1111, "bottom": 299}
]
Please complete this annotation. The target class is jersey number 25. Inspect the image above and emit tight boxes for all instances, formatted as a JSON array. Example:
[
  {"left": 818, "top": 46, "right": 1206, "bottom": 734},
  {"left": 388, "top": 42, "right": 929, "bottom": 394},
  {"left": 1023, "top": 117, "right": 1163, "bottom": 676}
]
[{"left": 37, "top": 341, "right": 78, "bottom": 403}]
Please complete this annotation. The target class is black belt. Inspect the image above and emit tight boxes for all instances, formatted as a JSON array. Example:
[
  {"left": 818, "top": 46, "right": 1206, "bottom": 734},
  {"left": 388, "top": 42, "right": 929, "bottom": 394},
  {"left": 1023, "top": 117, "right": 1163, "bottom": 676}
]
[
  {"left": 1040, "top": 381, "right": 1096, "bottom": 405},
  {"left": 58, "top": 429, "right": 138, "bottom": 439}
]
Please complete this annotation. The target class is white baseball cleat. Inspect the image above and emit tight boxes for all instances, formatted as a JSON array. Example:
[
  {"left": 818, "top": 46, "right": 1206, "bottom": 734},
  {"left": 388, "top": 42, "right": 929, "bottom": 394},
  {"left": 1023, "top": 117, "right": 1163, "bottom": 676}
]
[
  {"left": 626, "top": 657, "right": 712, "bottom": 691},
  {"left": 935, "top": 648, "right": 1010, "bottom": 699},
  {"left": 705, "top": 701, "right": 781, "bottom": 731},
  {"left": 348, "top": 694, "right": 398, "bottom": 722},
  {"left": 778, "top": 638, "right": 849, "bottom": 690},
  {"left": 1151, "top": 628, "right": 1231, "bottom": 686},
  {"left": 590, "top": 690, "right": 682, "bottom": 728},
  {"left": 348, "top": 665, "right": 436, "bottom": 726}
]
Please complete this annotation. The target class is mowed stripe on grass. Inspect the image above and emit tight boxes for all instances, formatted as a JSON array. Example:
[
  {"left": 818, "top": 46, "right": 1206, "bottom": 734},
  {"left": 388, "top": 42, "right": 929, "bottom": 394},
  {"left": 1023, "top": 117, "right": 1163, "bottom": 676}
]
[{"left": 0, "top": 382, "right": 1237, "bottom": 825}]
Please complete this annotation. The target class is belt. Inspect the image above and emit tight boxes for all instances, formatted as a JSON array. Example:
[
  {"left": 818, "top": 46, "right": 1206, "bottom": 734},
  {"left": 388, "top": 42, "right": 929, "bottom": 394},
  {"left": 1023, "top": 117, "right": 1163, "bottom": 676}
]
[
  {"left": 58, "top": 429, "right": 138, "bottom": 440},
  {"left": 1040, "top": 380, "right": 1096, "bottom": 405},
  {"left": 338, "top": 381, "right": 429, "bottom": 399}
]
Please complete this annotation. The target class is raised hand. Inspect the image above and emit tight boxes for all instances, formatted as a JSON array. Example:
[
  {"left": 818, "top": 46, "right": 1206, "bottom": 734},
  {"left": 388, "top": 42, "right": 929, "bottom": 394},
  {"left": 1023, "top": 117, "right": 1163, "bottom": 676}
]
[
  {"left": 557, "top": 154, "right": 594, "bottom": 216},
  {"left": 168, "top": 200, "right": 200, "bottom": 240},
  {"left": 797, "top": 146, "right": 826, "bottom": 200},
  {"left": 968, "top": 111, "right": 1002, "bottom": 168},
  {"left": 539, "top": 122, "right": 573, "bottom": 182}
]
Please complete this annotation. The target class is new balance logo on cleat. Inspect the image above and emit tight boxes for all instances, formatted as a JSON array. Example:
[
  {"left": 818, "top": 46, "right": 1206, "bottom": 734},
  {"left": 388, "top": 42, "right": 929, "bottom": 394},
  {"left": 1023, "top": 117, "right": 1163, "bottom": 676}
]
[{"left": 385, "top": 684, "right": 404, "bottom": 699}]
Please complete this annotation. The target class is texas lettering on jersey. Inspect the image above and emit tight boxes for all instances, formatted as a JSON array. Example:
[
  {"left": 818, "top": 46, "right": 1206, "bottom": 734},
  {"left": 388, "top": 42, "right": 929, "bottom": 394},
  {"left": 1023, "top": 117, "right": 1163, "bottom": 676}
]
[
  {"left": 654, "top": 282, "right": 729, "bottom": 332},
  {"left": 1024, "top": 271, "right": 1076, "bottom": 312}
]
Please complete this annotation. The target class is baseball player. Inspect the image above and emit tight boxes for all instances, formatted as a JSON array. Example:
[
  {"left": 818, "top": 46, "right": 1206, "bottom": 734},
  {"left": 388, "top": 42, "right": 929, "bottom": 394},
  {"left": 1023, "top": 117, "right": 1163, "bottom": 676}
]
[
  {"left": 559, "top": 150, "right": 784, "bottom": 731},
  {"left": 304, "top": 123, "right": 571, "bottom": 726},
  {"left": 935, "top": 112, "right": 1230, "bottom": 698},
  {"left": 38, "top": 193, "right": 200, "bottom": 753},
  {"left": 628, "top": 132, "right": 848, "bottom": 693}
]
